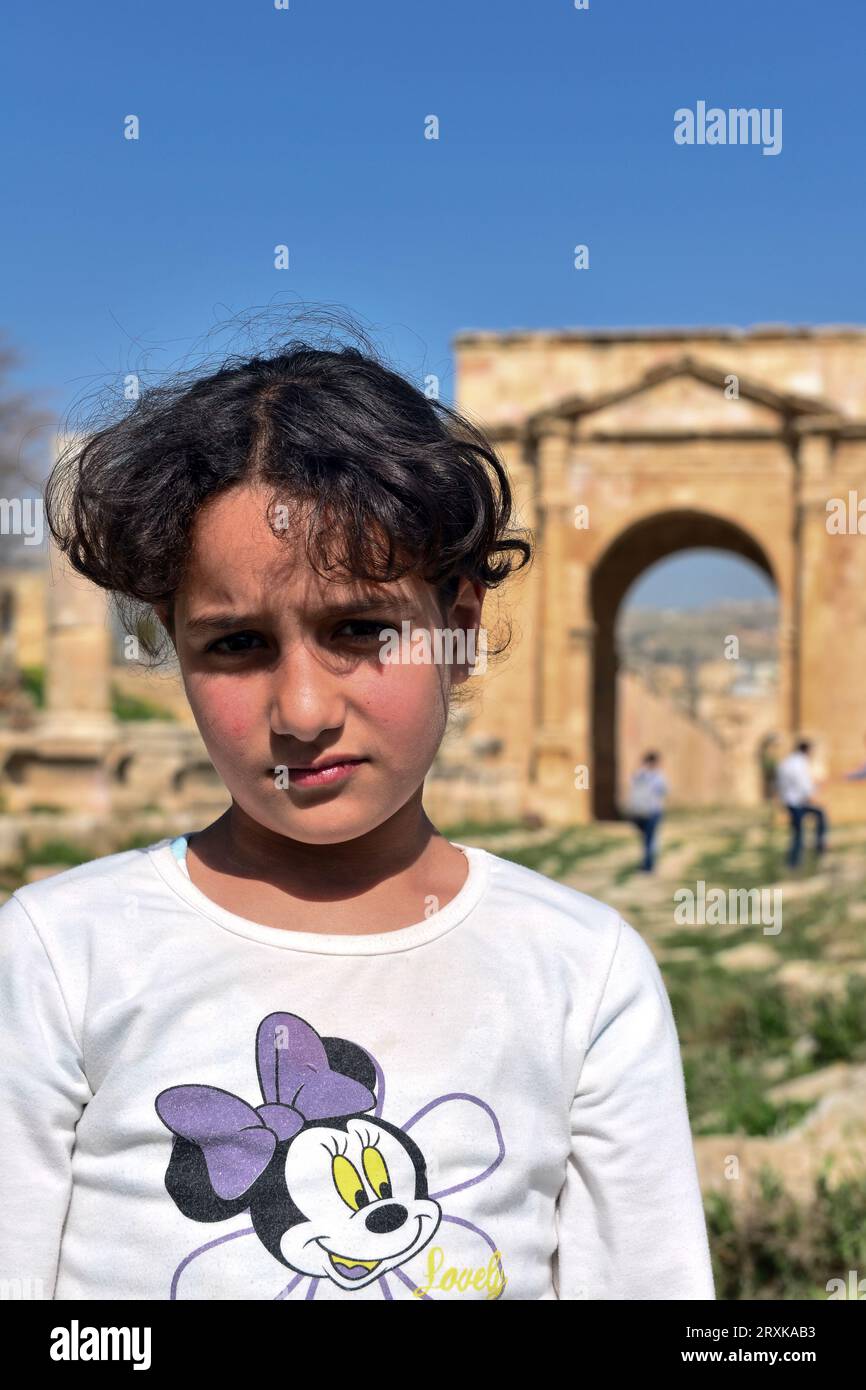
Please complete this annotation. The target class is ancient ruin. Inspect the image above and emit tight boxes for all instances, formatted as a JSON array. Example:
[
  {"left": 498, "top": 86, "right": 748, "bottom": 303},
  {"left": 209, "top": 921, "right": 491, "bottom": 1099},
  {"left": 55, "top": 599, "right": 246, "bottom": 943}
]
[{"left": 3, "top": 325, "right": 866, "bottom": 852}]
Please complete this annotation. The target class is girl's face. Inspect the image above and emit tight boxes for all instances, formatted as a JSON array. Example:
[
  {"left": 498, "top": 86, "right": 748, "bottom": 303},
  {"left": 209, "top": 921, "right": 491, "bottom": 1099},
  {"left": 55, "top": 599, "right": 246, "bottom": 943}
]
[{"left": 157, "top": 483, "right": 484, "bottom": 845}]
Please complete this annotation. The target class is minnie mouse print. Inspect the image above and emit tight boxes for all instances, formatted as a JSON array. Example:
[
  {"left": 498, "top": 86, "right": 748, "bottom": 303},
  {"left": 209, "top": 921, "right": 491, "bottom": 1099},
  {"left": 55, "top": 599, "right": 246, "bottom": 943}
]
[{"left": 154, "top": 1011, "right": 507, "bottom": 1300}]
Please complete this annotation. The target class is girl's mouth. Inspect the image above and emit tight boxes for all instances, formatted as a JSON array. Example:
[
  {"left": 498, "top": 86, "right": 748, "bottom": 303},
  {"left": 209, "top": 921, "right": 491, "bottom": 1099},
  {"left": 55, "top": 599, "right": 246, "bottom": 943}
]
[{"left": 283, "top": 758, "right": 367, "bottom": 788}]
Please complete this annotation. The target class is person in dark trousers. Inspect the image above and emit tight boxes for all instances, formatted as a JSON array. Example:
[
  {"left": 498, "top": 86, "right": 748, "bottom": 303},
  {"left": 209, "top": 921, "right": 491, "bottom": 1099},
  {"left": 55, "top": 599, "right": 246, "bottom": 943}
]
[
  {"left": 626, "top": 751, "right": 669, "bottom": 873},
  {"left": 775, "top": 738, "right": 827, "bottom": 870}
]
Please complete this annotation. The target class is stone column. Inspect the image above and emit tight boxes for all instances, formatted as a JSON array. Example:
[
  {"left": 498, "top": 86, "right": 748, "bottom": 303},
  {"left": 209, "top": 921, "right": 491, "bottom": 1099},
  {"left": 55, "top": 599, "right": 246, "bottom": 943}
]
[
  {"left": 797, "top": 428, "right": 866, "bottom": 821},
  {"left": 795, "top": 431, "right": 837, "bottom": 770},
  {"left": 44, "top": 534, "right": 114, "bottom": 733},
  {"left": 530, "top": 424, "right": 592, "bottom": 825}
]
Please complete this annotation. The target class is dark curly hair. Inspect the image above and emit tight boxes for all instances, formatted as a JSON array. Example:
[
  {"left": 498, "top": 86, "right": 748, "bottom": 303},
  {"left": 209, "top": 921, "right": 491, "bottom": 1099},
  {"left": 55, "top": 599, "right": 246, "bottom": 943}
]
[{"left": 45, "top": 312, "right": 531, "bottom": 665}]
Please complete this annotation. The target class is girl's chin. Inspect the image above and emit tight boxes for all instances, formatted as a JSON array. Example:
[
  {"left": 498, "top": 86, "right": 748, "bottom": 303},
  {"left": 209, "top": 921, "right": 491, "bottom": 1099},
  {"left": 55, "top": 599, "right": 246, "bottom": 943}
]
[{"left": 254, "top": 799, "right": 407, "bottom": 845}]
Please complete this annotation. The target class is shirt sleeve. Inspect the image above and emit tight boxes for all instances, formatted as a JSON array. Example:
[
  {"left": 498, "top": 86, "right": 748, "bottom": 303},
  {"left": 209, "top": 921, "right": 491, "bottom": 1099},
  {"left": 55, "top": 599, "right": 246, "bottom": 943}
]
[
  {"left": 554, "top": 917, "right": 715, "bottom": 1300},
  {"left": 0, "top": 892, "right": 91, "bottom": 1299}
]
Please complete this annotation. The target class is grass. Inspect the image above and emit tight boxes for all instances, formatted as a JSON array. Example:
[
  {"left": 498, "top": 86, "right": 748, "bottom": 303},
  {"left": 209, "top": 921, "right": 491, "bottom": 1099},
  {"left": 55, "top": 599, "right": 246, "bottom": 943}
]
[
  {"left": 684, "top": 1044, "right": 816, "bottom": 1136},
  {"left": 662, "top": 923, "right": 759, "bottom": 956},
  {"left": 18, "top": 838, "right": 92, "bottom": 868},
  {"left": 687, "top": 829, "right": 750, "bottom": 887},
  {"left": 659, "top": 896, "right": 830, "bottom": 962},
  {"left": 440, "top": 817, "right": 528, "bottom": 839},
  {"left": 5, "top": 667, "right": 176, "bottom": 722},
  {"left": 110, "top": 685, "right": 178, "bottom": 721},
  {"left": 19, "top": 665, "right": 44, "bottom": 706},
  {"left": 0, "top": 830, "right": 164, "bottom": 893},
  {"left": 707, "top": 1169, "right": 866, "bottom": 1300},
  {"left": 811, "top": 977, "right": 866, "bottom": 1065},
  {"left": 496, "top": 826, "right": 620, "bottom": 877},
  {"left": 611, "top": 836, "right": 684, "bottom": 883},
  {"left": 668, "top": 961, "right": 866, "bottom": 1135}
]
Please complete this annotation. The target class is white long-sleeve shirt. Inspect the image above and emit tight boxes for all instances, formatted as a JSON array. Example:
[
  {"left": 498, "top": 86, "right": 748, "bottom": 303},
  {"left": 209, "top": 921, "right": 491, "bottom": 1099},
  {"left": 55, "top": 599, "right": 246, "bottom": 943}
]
[
  {"left": 0, "top": 834, "right": 715, "bottom": 1301},
  {"left": 775, "top": 751, "right": 816, "bottom": 807}
]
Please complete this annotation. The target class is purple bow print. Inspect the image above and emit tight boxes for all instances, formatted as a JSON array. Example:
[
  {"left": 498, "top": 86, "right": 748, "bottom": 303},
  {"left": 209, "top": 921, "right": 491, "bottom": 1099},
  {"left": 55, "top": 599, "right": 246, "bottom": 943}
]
[{"left": 155, "top": 1012, "right": 376, "bottom": 1200}]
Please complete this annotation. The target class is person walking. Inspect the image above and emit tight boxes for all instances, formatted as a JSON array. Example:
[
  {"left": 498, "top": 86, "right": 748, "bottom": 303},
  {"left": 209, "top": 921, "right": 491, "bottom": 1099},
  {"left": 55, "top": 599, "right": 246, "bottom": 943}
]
[
  {"left": 626, "top": 751, "right": 669, "bottom": 873},
  {"left": 776, "top": 738, "right": 828, "bottom": 870}
]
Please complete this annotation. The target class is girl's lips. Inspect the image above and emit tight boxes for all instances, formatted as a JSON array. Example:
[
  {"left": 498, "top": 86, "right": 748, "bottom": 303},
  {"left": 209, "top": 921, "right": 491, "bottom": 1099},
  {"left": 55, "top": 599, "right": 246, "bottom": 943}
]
[{"left": 283, "top": 758, "right": 366, "bottom": 788}]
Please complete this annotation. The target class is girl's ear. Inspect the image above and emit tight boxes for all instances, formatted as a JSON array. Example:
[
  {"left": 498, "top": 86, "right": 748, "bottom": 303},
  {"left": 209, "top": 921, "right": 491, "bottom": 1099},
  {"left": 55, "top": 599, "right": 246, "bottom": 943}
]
[{"left": 447, "top": 577, "right": 486, "bottom": 687}]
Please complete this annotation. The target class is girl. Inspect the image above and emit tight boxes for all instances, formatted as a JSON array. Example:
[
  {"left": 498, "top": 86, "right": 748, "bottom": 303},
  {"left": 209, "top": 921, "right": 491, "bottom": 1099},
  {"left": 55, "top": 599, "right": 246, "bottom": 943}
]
[{"left": 0, "top": 329, "right": 715, "bottom": 1301}]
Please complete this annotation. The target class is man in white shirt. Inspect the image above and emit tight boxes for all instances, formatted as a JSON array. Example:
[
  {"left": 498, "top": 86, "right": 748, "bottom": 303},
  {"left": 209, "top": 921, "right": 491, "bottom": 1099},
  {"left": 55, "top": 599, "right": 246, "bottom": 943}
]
[{"left": 775, "top": 738, "right": 827, "bottom": 869}]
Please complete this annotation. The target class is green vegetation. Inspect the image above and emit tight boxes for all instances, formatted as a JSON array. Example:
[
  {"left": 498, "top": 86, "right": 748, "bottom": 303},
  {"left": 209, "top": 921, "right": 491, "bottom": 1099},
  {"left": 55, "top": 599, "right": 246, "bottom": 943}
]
[
  {"left": 811, "top": 977, "right": 866, "bottom": 1066},
  {"left": 670, "top": 964, "right": 866, "bottom": 1130},
  {"left": 0, "top": 830, "right": 162, "bottom": 892},
  {"left": 707, "top": 1169, "right": 866, "bottom": 1300},
  {"left": 110, "top": 685, "right": 177, "bottom": 721},
  {"left": 441, "top": 821, "right": 624, "bottom": 878},
  {"left": 684, "top": 1045, "right": 814, "bottom": 1137},
  {"left": 19, "top": 665, "right": 44, "bottom": 706},
  {"left": 17, "top": 838, "right": 91, "bottom": 868},
  {"left": 11, "top": 667, "right": 174, "bottom": 720},
  {"left": 439, "top": 817, "right": 527, "bottom": 839},
  {"left": 113, "top": 830, "right": 165, "bottom": 851},
  {"left": 496, "top": 827, "right": 619, "bottom": 877}
]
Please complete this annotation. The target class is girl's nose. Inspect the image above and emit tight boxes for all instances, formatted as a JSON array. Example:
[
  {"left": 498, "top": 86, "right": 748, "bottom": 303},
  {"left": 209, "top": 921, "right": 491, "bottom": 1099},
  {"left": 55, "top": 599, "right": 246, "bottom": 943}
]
[{"left": 269, "top": 643, "right": 347, "bottom": 743}]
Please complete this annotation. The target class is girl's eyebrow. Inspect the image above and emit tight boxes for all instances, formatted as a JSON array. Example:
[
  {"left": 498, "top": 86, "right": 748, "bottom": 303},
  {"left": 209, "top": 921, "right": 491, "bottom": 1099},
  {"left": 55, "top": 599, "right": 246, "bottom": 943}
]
[{"left": 185, "top": 596, "right": 416, "bottom": 635}]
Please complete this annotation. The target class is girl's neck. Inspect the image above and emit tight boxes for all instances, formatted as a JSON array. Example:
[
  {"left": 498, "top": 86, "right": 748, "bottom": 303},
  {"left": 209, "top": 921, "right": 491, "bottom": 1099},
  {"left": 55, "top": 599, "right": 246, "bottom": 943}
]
[
  {"left": 191, "top": 791, "right": 445, "bottom": 903},
  {"left": 182, "top": 790, "right": 469, "bottom": 935}
]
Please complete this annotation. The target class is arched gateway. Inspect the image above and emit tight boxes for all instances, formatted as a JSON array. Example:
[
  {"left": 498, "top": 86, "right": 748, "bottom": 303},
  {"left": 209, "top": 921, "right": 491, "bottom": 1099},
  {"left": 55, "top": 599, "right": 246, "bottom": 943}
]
[
  {"left": 452, "top": 328, "right": 866, "bottom": 826},
  {"left": 590, "top": 510, "right": 777, "bottom": 820}
]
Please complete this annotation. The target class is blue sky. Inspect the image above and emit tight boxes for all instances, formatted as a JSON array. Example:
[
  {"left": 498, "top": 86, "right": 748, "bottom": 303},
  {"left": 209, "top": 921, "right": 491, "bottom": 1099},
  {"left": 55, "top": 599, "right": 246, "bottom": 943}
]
[
  {"left": 625, "top": 551, "right": 776, "bottom": 611},
  {"left": 2, "top": 0, "right": 861, "bottom": 603}
]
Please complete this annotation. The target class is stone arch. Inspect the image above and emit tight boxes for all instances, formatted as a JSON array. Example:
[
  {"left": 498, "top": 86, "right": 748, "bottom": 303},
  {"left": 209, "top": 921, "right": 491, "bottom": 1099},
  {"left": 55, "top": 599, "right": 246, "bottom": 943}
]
[
  {"left": 589, "top": 509, "right": 778, "bottom": 819},
  {"left": 452, "top": 326, "right": 866, "bottom": 826}
]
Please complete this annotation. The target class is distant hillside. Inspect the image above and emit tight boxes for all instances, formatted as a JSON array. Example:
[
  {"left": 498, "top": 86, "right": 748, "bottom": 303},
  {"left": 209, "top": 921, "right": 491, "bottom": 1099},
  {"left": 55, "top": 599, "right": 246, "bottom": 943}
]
[{"left": 619, "top": 598, "right": 778, "bottom": 668}]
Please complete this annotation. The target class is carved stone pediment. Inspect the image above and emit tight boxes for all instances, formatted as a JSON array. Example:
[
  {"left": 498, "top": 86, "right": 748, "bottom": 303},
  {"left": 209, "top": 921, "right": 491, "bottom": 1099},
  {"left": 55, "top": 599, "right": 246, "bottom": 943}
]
[{"left": 527, "top": 355, "right": 839, "bottom": 441}]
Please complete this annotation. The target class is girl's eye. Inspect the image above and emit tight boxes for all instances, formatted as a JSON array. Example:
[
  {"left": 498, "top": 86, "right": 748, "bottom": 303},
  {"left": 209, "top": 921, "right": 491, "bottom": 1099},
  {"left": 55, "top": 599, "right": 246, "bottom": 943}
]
[
  {"left": 206, "top": 631, "right": 266, "bottom": 655},
  {"left": 203, "top": 621, "right": 394, "bottom": 655},
  {"left": 332, "top": 619, "right": 391, "bottom": 643}
]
